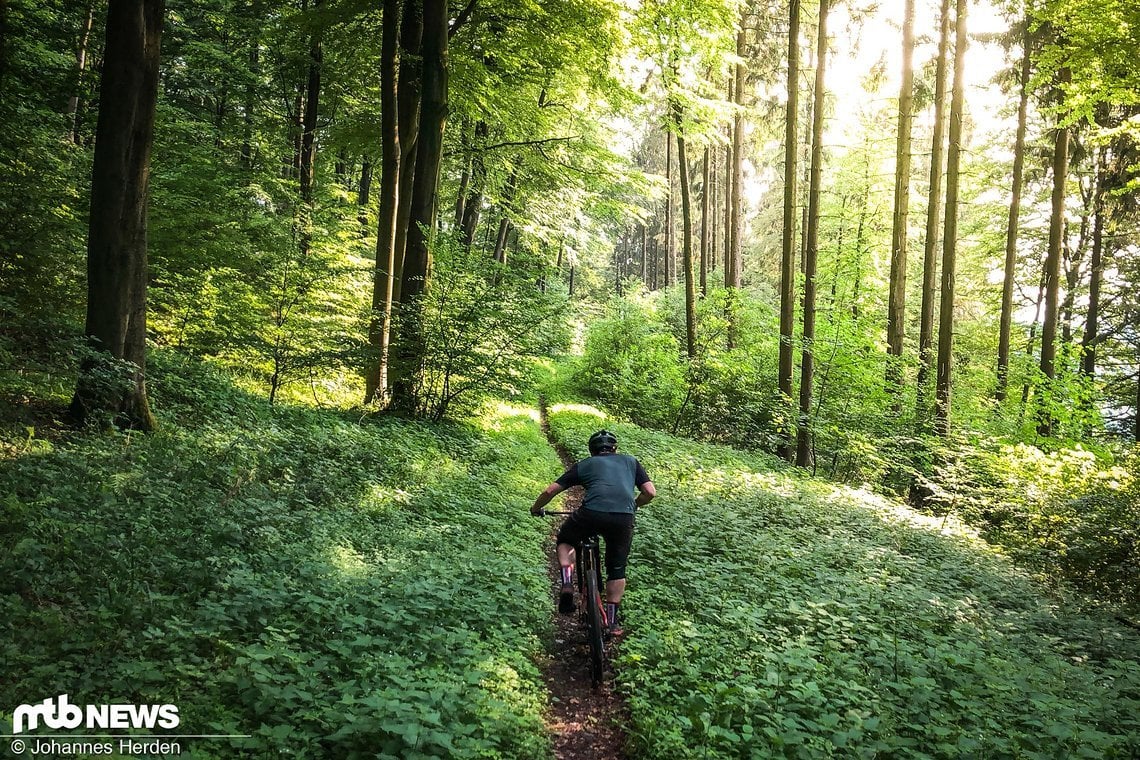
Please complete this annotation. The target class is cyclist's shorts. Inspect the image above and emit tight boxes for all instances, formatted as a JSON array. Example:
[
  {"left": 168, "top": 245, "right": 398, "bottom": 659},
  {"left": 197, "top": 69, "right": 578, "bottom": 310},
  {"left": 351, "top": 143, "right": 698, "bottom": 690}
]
[{"left": 556, "top": 508, "right": 635, "bottom": 580}]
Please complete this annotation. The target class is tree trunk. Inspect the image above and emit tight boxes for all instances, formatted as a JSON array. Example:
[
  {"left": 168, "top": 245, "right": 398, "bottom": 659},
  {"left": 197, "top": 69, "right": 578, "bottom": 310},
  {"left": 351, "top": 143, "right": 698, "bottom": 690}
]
[
  {"left": 885, "top": 0, "right": 916, "bottom": 402},
  {"left": 675, "top": 101, "right": 697, "bottom": 358},
  {"left": 700, "top": 145, "right": 709, "bottom": 296},
  {"left": 995, "top": 23, "right": 1032, "bottom": 401},
  {"left": 778, "top": 0, "right": 800, "bottom": 460},
  {"left": 1037, "top": 67, "right": 1071, "bottom": 437},
  {"left": 390, "top": 0, "right": 447, "bottom": 414},
  {"left": 241, "top": 38, "right": 259, "bottom": 171},
  {"left": 727, "top": 27, "right": 745, "bottom": 349},
  {"left": 392, "top": 0, "right": 423, "bottom": 306},
  {"left": 460, "top": 121, "right": 486, "bottom": 247},
  {"left": 1135, "top": 364, "right": 1140, "bottom": 443},
  {"left": 298, "top": 12, "right": 322, "bottom": 256},
  {"left": 722, "top": 107, "right": 732, "bottom": 286},
  {"left": 710, "top": 145, "right": 718, "bottom": 274},
  {"left": 1080, "top": 147, "right": 1105, "bottom": 377},
  {"left": 934, "top": 0, "right": 968, "bottom": 437},
  {"left": 454, "top": 158, "right": 469, "bottom": 229},
  {"left": 665, "top": 128, "right": 673, "bottom": 287},
  {"left": 795, "top": 0, "right": 828, "bottom": 468},
  {"left": 492, "top": 171, "right": 518, "bottom": 265},
  {"left": 640, "top": 223, "right": 648, "bottom": 282},
  {"left": 916, "top": 0, "right": 951, "bottom": 423},
  {"left": 70, "top": 0, "right": 164, "bottom": 431},
  {"left": 364, "top": 0, "right": 400, "bottom": 405},
  {"left": 67, "top": 3, "right": 96, "bottom": 143},
  {"left": 1019, "top": 267, "right": 1047, "bottom": 422},
  {"left": 357, "top": 156, "right": 373, "bottom": 228}
]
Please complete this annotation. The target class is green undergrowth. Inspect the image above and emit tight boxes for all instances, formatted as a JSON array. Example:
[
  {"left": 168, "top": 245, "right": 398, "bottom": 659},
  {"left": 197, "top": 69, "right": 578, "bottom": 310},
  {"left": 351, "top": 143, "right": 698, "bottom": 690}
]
[
  {"left": 0, "top": 353, "right": 559, "bottom": 758},
  {"left": 546, "top": 403, "right": 1140, "bottom": 759}
]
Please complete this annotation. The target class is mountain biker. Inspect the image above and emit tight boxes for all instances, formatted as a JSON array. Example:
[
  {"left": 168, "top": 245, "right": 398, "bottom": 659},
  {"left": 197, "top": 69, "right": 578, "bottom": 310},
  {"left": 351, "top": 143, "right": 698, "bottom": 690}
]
[{"left": 530, "top": 429, "right": 656, "bottom": 634}]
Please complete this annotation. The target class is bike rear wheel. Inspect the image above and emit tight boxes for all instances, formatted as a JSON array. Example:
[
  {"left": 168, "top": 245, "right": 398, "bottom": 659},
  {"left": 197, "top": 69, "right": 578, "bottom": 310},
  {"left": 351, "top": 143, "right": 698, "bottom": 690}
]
[{"left": 583, "top": 545, "right": 606, "bottom": 687}]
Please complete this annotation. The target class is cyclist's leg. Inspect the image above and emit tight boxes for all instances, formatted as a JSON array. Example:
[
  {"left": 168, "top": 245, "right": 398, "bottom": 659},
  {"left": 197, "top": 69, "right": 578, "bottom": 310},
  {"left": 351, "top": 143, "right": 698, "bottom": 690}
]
[
  {"left": 599, "top": 513, "right": 634, "bottom": 627},
  {"left": 555, "top": 513, "right": 593, "bottom": 613}
]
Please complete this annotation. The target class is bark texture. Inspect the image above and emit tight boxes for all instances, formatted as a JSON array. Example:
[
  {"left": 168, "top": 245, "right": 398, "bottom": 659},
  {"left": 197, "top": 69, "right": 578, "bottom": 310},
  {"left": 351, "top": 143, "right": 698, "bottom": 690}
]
[
  {"left": 916, "top": 0, "right": 951, "bottom": 422},
  {"left": 796, "top": 0, "right": 828, "bottom": 468},
  {"left": 778, "top": 0, "right": 800, "bottom": 460},
  {"left": 71, "top": 0, "right": 165, "bottom": 431},
  {"left": 996, "top": 23, "right": 1032, "bottom": 402},
  {"left": 886, "top": 0, "right": 916, "bottom": 398},
  {"left": 934, "top": 0, "right": 968, "bottom": 437}
]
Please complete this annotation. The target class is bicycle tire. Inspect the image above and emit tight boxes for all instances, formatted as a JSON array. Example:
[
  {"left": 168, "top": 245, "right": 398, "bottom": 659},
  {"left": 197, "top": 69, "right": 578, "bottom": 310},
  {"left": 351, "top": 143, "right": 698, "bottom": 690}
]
[{"left": 583, "top": 545, "right": 606, "bottom": 687}]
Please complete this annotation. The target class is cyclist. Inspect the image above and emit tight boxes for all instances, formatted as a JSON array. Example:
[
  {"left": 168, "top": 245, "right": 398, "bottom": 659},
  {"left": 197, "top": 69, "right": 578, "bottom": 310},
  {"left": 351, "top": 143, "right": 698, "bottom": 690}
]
[{"left": 530, "top": 429, "right": 656, "bottom": 634}]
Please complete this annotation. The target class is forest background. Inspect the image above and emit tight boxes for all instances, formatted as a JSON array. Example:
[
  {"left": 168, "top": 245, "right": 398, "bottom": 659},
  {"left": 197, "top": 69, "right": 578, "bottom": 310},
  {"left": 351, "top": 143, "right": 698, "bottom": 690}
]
[{"left": 2, "top": 0, "right": 1139, "bottom": 629}]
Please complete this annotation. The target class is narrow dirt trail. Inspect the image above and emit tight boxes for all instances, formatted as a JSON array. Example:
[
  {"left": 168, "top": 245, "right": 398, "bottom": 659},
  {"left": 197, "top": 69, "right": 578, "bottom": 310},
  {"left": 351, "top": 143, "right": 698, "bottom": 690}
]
[{"left": 537, "top": 399, "right": 629, "bottom": 760}]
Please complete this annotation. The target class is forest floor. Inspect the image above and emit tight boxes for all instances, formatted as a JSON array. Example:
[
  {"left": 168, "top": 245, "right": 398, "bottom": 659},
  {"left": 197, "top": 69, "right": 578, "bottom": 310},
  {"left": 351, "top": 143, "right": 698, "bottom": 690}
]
[{"left": 538, "top": 398, "right": 629, "bottom": 760}]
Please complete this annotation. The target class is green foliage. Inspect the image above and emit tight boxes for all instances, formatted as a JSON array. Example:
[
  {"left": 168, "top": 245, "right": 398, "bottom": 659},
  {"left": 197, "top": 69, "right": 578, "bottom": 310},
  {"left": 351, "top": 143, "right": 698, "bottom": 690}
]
[
  {"left": 396, "top": 237, "right": 571, "bottom": 420},
  {"left": 571, "top": 296, "right": 687, "bottom": 428},
  {"left": 0, "top": 352, "right": 558, "bottom": 758},
  {"left": 926, "top": 438, "right": 1140, "bottom": 609},
  {"left": 545, "top": 404, "right": 1140, "bottom": 758}
]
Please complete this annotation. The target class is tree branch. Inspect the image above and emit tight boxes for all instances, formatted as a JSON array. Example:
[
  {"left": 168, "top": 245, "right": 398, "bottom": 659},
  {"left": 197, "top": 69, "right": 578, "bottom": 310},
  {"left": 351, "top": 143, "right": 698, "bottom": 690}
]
[
  {"left": 451, "top": 135, "right": 580, "bottom": 155},
  {"left": 448, "top": 0, "right": 477, "bottom": 38}
]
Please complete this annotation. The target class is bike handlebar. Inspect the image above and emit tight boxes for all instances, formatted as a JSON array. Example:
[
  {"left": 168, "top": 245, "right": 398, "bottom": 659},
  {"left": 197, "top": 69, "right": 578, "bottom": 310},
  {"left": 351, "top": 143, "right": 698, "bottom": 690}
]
[{"left": 535, "top": 509, "right": 573, "bottom": 516}]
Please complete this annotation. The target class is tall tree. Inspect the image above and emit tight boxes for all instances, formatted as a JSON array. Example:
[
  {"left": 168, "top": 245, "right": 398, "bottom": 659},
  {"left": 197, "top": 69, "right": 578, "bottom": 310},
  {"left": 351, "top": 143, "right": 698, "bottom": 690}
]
[
  {"left": 916, "top": 0, "right": 951, "bottom": 423},
  {"left": 934, "top": 0, "right": 968, "bottom": 437},
  {"left": 778, "top": 0, "right": 800, "bottom": 460},
  {"left": 885, "top": 0, "right": 916, "bottom": 401},
  {"left": 995, "top": 20, "right": 1033, "bottom": 402},
  {"left": 1079, "top": 142, "right": 1106, "bottom": 378},
  {"left": 674, "top": 100, "right": 697, "bottom": 358},
  {"left": 365, "top": 0, "right": 401, "bottom": 405},
  {"left": 66, "top": 3, "right": 96, "bottom": 144},
  {"left": 726, "top": 25, "right": 745, "bottom": 349},
  {"left": 665, "top": 128, "right": 674, "bottom": 286},
  {"left": 392, "top": 0, "right": 424, "bottom": 306},
  {"left": 70, "top": 0, "right": 165, "bottom": 430},
  {"left": 389, "top": 0, "right": 448, "bottom": 413},
  {"left": 298, "top": 3, "right": 323, "bottom": 256},
  {"left": 795, "top": 0, "right": 828, "bottom": 468},
  {"left": 700, "top": 145, "right": 710, "bottom": 296},
  {"left": 1037, "top": 66, "right": 1072, "bottom": 437}
]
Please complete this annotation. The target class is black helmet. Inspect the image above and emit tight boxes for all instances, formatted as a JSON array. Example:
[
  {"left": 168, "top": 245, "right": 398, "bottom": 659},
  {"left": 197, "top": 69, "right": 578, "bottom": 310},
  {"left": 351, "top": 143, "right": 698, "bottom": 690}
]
[{"left": 588, "top": 429, "right": 618, "bottom": 455}]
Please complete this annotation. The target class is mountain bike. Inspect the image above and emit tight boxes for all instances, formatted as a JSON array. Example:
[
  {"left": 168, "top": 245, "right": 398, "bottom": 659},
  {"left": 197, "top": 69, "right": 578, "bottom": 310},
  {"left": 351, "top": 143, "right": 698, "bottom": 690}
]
[{"left": 538, "top": 510, "right": 608, "bottom": 687}]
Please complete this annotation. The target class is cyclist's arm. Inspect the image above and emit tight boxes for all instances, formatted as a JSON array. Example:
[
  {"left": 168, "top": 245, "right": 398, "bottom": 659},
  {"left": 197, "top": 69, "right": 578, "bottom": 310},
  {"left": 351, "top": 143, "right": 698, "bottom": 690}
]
[
  {"left": 531, "top": 482, "right": 566, "bottom": 515},
  {"left": 635, "top": 480, "right": 656, "bottom": 507},
  {"left": 634, "top": 459, "right": 655, "bottom": 507}
]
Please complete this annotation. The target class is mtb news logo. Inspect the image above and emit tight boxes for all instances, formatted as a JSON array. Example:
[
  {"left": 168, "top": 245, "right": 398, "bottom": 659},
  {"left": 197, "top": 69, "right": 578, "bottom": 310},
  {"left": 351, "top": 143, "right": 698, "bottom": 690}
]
[{"left": 12, "top": 694, "right": 179, "bottom": 734}]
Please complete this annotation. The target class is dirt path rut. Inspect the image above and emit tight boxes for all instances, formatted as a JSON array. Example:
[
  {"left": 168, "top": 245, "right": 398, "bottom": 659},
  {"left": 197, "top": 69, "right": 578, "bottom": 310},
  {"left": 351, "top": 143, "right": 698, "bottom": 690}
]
[{"left": 537, "top": 400, "right": 629, "bottom": 760}]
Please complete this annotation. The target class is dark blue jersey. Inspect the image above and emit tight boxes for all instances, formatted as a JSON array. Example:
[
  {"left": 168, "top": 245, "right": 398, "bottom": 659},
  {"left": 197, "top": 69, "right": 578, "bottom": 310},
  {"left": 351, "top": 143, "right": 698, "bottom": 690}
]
[{"left": 555, "top": 452, "right": 650, "bottom": 514}]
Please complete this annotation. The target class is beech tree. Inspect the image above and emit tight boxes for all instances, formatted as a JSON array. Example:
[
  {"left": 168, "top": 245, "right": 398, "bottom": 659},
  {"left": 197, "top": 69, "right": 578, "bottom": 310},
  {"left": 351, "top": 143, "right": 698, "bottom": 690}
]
[
  {"left": 389, "top": 0, "right": 448, "bottom": 414},
  {"left": 934, "top": 0, "right": 968, "bottom": 437},
  {"left": 70, "top": 0, "right": 165, "bottom": 430},
  {"left": 885, "top": 0, "right": 916, "bottom": 402},
  {"left": 778, "top": 0, "right": 800, "bottom": 460},
  {"left": 1036, "top": 67, "right": 1072, "bottom": 437},
  {"left": 994, "top": 18, "right": 1032, "bottom": 404},
  {"left": 915, "top": 0, "right": 951, "bottom": 425},
  {"left": 795, "top": 0, "right": 829, "bottom": 468}
]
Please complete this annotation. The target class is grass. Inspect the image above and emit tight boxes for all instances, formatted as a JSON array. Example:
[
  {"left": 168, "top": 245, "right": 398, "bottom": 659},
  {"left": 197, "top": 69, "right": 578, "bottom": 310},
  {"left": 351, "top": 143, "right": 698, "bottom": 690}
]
[
  {"left": 546, "top": 403, "right": 1140, "bottom": 759},
  {"left": 1, "top": 352, "right": 561, "bottom": 758}
]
